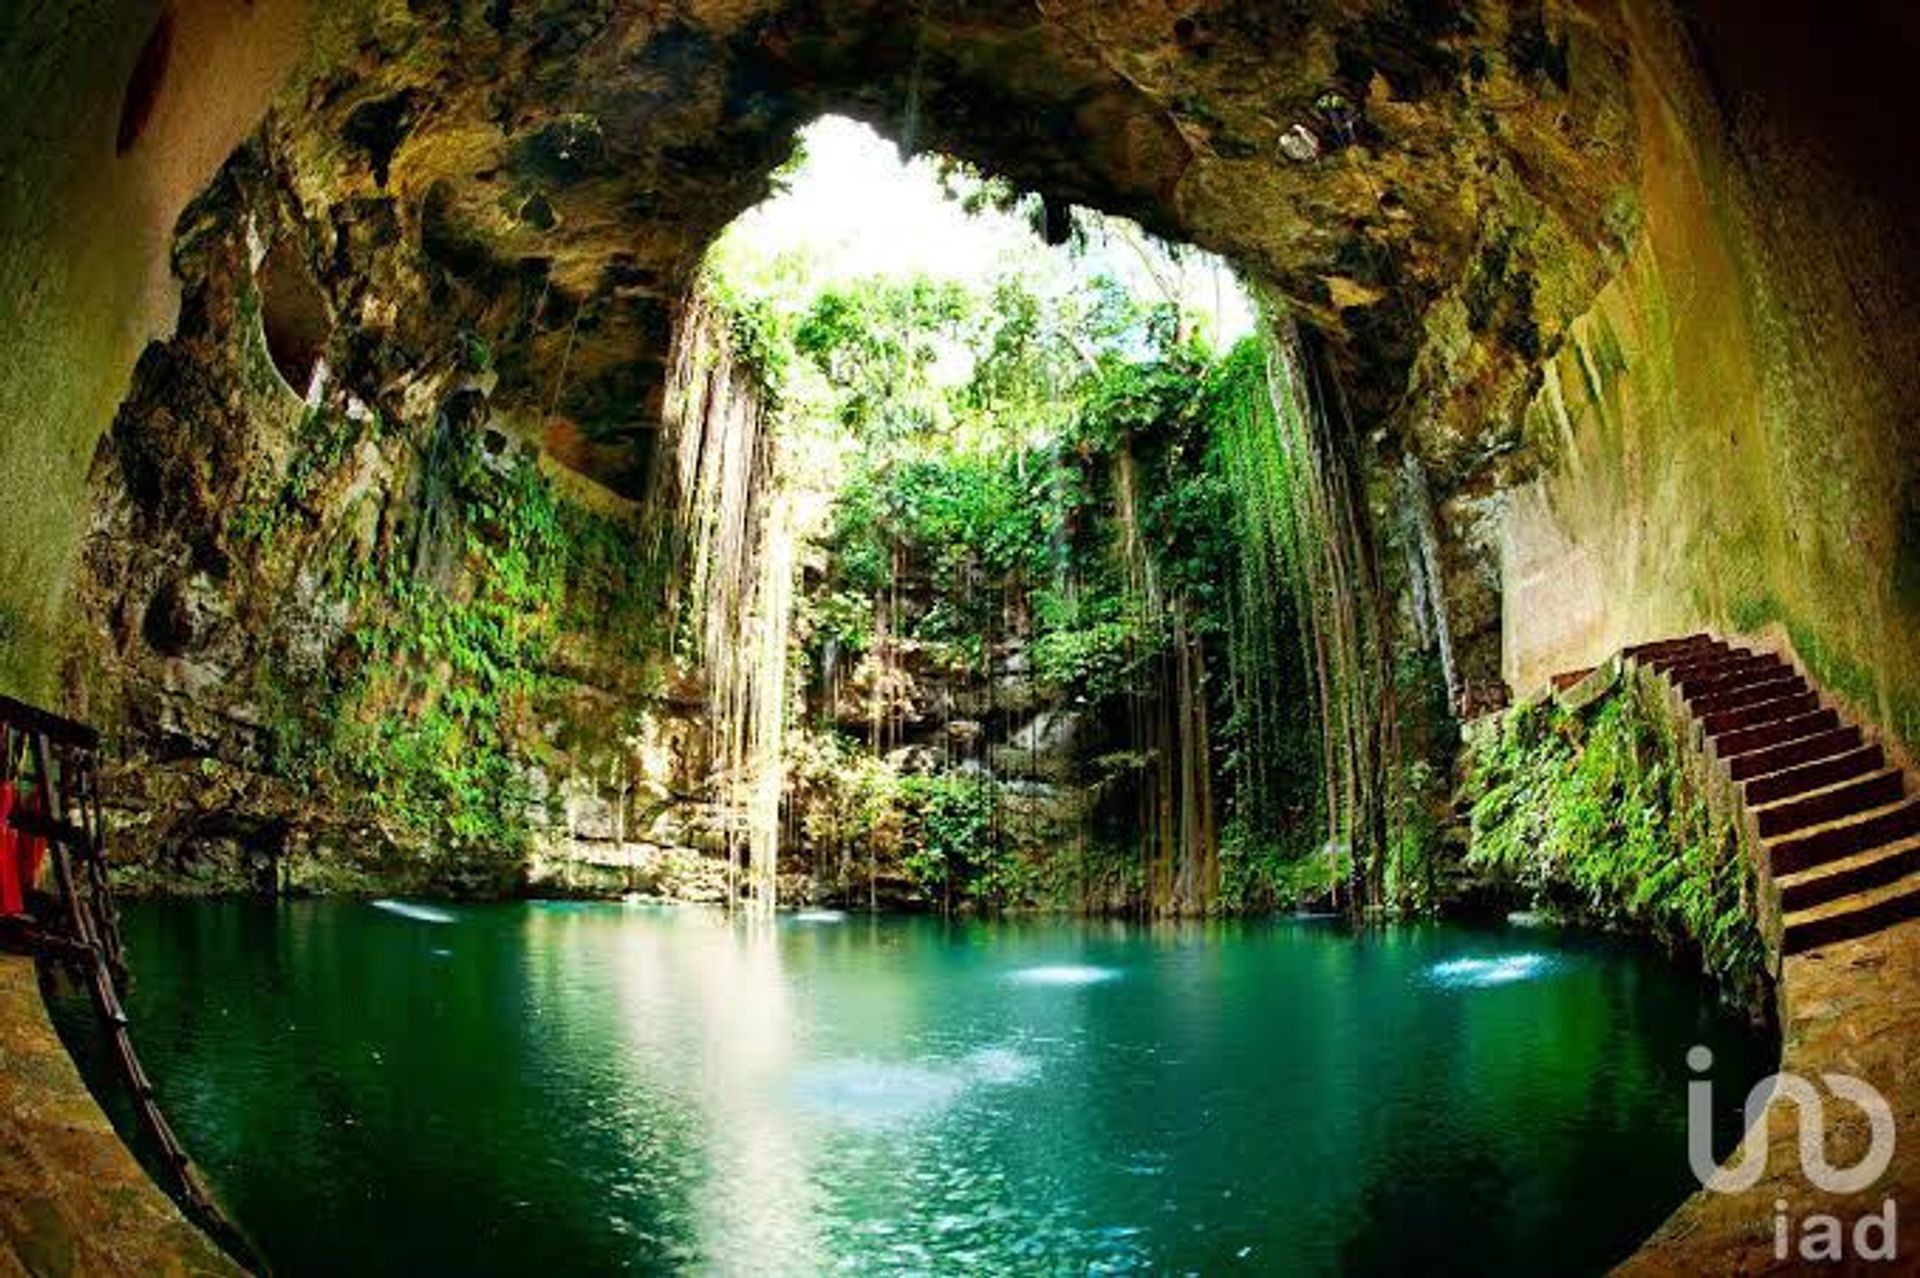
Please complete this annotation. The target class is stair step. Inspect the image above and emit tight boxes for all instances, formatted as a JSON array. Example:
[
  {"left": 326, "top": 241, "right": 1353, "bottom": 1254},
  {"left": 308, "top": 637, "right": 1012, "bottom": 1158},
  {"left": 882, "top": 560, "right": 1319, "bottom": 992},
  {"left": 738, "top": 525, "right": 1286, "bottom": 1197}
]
[
  {"left": 1624, "top": 632, "right": 1713, "bottom": 659},
  {"left": 1682, "top": 669, "right": 1802, "bottom": 714},
  {"left": 1713, "top": 708, "right": 1841, "bottom": 760},
  {"left": 1676, "top": 663, "right": 1791, "bottom": 702},
  {"left": 1690, "top": 674, "right": 1808, "bottom": 717},
  {"left": 1609, "top": 635, "right": 1920, "bottom": 960},
  {"left": 1663, "top": 647, "right": 1751, "bottom": 680},
  {"left": 1752, "top": 768, "right": 1905, "bottom": 839},
  {"left": 1768, "top": 795, "right": 1920, "bottom": 876},
  {"left": 1745, "top": 743, "right": 1886, "bottom": 806},
  {"left": 1641, "top": 642, "right": 1726, "bottom": 671},
  {"left": 1652, "top": 645, "right": 1735, "bottom": 674},
  {"left": 1700, "top": 689, "right": 1820, "bottom": 737},
  {"left": 1781, "top": 868, "right": 1920, "bottom": 956},
  {"left": 1727, "top": 725, "right": 1865, "bottom": 782},
  {"left": 1778, "top": 835, "right": 1920, "bottom": 913},
  {"left": 1630, "top": 630, "right": 1717, "bottom": 654},
  {"left": 1674, "top": 654, "right": 1788, "bottom": 695}
]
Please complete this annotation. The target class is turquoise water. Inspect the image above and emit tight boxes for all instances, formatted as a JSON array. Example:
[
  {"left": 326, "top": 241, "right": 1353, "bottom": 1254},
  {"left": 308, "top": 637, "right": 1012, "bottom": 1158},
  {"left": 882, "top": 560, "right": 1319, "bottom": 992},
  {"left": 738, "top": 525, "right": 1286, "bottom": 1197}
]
[{"left": 52, "top": 901, "right": 1772, "bottom": 1275}]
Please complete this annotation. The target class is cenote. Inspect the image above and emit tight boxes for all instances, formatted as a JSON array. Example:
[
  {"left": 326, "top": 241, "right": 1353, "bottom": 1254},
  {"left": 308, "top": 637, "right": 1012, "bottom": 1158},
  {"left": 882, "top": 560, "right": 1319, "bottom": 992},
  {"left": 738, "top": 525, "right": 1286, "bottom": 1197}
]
[
  {"left": 6, "top": 4, "right": 1915, "bottom": 1274},
  {"left": 51, "top": 901, "right": 1772, "bottom": 1276}
]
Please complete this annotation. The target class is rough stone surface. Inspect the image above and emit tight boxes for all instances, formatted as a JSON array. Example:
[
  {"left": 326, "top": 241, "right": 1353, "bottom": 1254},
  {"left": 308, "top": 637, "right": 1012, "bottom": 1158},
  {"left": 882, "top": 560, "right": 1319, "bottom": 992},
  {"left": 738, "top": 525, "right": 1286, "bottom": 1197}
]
[
  {"left": 1620, "top": 921, "right": 1920, "bottom": 1276},
  {"left": 0, "top": 0, "right": 309, "bottom": 699},
  {"left": 245, "top": 0, "right": 1655, "bottom": 702},
  {"left": 0, "top": 957, "right": 241, "bottom": 1277},
  {"left": 1497, "top": 1, "right": 1920, "bottom": 761},
  {"left": 61, "top": 153, "right": 719, "bottom": 900}
]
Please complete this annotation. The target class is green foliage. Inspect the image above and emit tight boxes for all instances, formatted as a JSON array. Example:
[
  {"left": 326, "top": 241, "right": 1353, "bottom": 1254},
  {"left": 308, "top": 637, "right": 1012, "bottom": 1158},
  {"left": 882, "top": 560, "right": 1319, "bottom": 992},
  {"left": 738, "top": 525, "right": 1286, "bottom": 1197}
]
[
  {"left": 1029, "top": 587, "right": 1150, "bottom": 701},
  {"left": 248, "top": 405, "right": 659, "bottom": 893},
  {"left": 229, "top": 403, "right": 376, "bottom": 551},
  {"left": 930, "top": 155, "right": 1023, "bottom": 218},
  {"left": 823, "top": 451, "right": 1070, "bottom": 623},
  {"left": 802, "top": 589, "right": 875, "bottom": 659},
  {"left": 1461, "top": 687, "right": 1766, "bottom": 1000},
  {"left": 784, "top": 290, "right": 1330, "bottom": 910},
  {"left": 1382, "top": 648, "right": 1459, "bottom": 912},
  {"left": 794, "top": 278, "right": 971, "bottom": 442},
  {"left": 767, "top": 136, "right": 810, "bottom": 197},
  {"left": 898, "top": 773, "right": 1029, "bottom": 912},
  {"left": 1217, "top": 818, "right": 1348, "bottom": 912},
  {"left": 456, "top": 329, "right": 494, "bottom": 374},
  {"left": 798, "top": 733, "right": 902, "bottom": 845},
  {"left": 702, "top": 211, "right": 1335, "bottom": 915},
  {"left": 1070, "top": 348, "right": 1200, "bottom": 454}
]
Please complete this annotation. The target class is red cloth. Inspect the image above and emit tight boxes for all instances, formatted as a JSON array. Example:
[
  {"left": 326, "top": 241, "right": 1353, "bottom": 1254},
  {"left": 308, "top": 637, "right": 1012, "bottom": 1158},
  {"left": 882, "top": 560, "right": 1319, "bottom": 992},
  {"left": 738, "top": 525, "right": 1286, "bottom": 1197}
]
[
  {"left": 0, "top": 781, "right": 19, "bottom": 915},
  {"left": 0, "top": 782, "right": 45, "bottom": 916},
  {"left": 18, "top": 790, "right": 45, "bottom": 903}
]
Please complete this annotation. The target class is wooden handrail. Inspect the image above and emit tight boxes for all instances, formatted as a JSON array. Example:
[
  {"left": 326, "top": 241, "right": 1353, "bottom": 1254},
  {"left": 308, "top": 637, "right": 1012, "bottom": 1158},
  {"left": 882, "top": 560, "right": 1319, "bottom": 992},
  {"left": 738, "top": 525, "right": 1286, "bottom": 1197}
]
[
  {"left": 1, "top": 695, "right": 265, "bottom": 1271},
  {"left": 0, "top": 693, "right": 100, "bottom": 751},
  {"left": 8, "top": 807, "right": 88, "bottom": 846}
]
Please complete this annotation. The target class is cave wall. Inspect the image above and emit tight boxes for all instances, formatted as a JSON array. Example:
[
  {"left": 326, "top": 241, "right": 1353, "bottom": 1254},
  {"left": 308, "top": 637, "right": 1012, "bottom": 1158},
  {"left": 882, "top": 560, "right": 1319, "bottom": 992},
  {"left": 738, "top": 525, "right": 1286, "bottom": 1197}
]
[
  {"left": 0, "top": 0, "right": 308, "bottom": 699},
  {"left": 2, "top": 0, "right": 1915, "bottom": 855},
  {"left": 0, "top": 0, "right": 1651, "bottom": 712},
  {"left": 1498, "top": 0, "right": 1920, "bottom": 756},
  {"left": 60, "top": 150, "right": 731, "bottom": 896}
]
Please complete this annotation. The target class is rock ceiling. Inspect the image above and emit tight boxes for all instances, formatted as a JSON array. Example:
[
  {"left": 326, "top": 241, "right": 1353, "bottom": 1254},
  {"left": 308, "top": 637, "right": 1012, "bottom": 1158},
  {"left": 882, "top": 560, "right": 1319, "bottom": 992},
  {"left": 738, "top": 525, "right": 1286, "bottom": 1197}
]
[{"left": 266, "top": 0, "right": 1636, "bottom": 497}]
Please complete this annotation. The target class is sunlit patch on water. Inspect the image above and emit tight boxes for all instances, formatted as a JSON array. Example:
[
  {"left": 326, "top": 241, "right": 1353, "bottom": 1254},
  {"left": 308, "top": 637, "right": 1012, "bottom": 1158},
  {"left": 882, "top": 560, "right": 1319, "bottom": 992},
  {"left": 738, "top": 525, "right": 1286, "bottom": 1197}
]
[
  {"left": 370, "top": 899, "right": 455, "bottom": 924},
  {"left": 68, "top": 900, "right": 1778, "bottom": 1277},
  {"left": 960, "top": 1047, "right": 1038, "bottom": 1085},
  {"left": 791, "top": 1047, "right": 1039, "bottom": 1128},
  {"left": 1426, "top": 953, "right": 1552, "bottom": 988},
  {"left": 791, "top": 1059, "right": 968, "bottom": 1127},
  {"left": 1006, "top": 964, "right": 1119, "bottom": 987},
  {"left": 792, "top": 909, "right": 848, "bottom": 924}
]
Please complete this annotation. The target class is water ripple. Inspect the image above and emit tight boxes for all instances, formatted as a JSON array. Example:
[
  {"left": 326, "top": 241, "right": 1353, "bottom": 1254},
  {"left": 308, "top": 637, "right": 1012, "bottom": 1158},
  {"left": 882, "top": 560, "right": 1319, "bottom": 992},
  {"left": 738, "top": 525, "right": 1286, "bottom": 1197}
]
[
  {"left": 1426, "top": 953, "right": 1552, "bottom": 988},
  {"left": 1007, "top": 964, "right": 1120, "bottom": 987},
  {"left": 370, "top": 899, "right": 456, "bottom": 924}
]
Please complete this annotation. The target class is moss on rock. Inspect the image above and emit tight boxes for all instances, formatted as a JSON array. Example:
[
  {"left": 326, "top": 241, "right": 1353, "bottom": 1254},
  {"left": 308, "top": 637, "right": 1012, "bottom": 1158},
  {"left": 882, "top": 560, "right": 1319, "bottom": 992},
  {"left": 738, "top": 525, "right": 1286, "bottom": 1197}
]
[{"left": 1460, "top": 678, "right": 1769, "bottom": 1013}]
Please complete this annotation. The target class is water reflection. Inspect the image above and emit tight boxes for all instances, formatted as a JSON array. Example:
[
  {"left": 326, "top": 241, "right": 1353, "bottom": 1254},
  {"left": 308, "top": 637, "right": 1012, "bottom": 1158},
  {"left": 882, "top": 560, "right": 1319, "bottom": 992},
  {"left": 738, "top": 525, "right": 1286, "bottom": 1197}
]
[
  {"left": 574, "top": 909, "right": 820, "bottom": 1266},
  {"left": 369, "top": 898, "right": 456, "bottom": 924},
  {"left": 1426, "top": 953, "right": 1554, "bottom": 988},
  {"left": 1006, "top": 963, "right": 1122, "bottom": 987},
  {"left": 53, "top": 903, "right": 1776, "bottom": 1278}
]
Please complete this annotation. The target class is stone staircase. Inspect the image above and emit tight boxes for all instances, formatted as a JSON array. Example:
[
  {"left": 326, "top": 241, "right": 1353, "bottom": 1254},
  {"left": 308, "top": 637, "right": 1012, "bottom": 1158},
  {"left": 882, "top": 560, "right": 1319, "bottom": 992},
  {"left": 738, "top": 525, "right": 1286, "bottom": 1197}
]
[{"left": 1622, "top": 634, "right": 1920, "bottom": 957}]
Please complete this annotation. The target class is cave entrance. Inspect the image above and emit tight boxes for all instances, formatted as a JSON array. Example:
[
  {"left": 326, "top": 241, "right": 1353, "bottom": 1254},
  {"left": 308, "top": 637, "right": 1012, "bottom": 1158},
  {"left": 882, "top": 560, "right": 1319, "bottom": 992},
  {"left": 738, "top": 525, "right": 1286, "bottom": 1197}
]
[
  {"left": 23, "top": 5, "right": 1845, "bottom": 1272},
  {"left": 665, "top": 113, "right": 1328, "bottom": 919}
]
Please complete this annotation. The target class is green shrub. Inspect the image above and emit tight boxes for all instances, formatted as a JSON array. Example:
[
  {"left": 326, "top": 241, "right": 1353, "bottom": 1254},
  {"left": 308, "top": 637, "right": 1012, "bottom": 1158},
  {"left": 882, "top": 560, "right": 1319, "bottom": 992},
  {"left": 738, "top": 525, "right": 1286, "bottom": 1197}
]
[{"left": 1461, "top": 687, "right": 1766, "bottom": 1003}]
